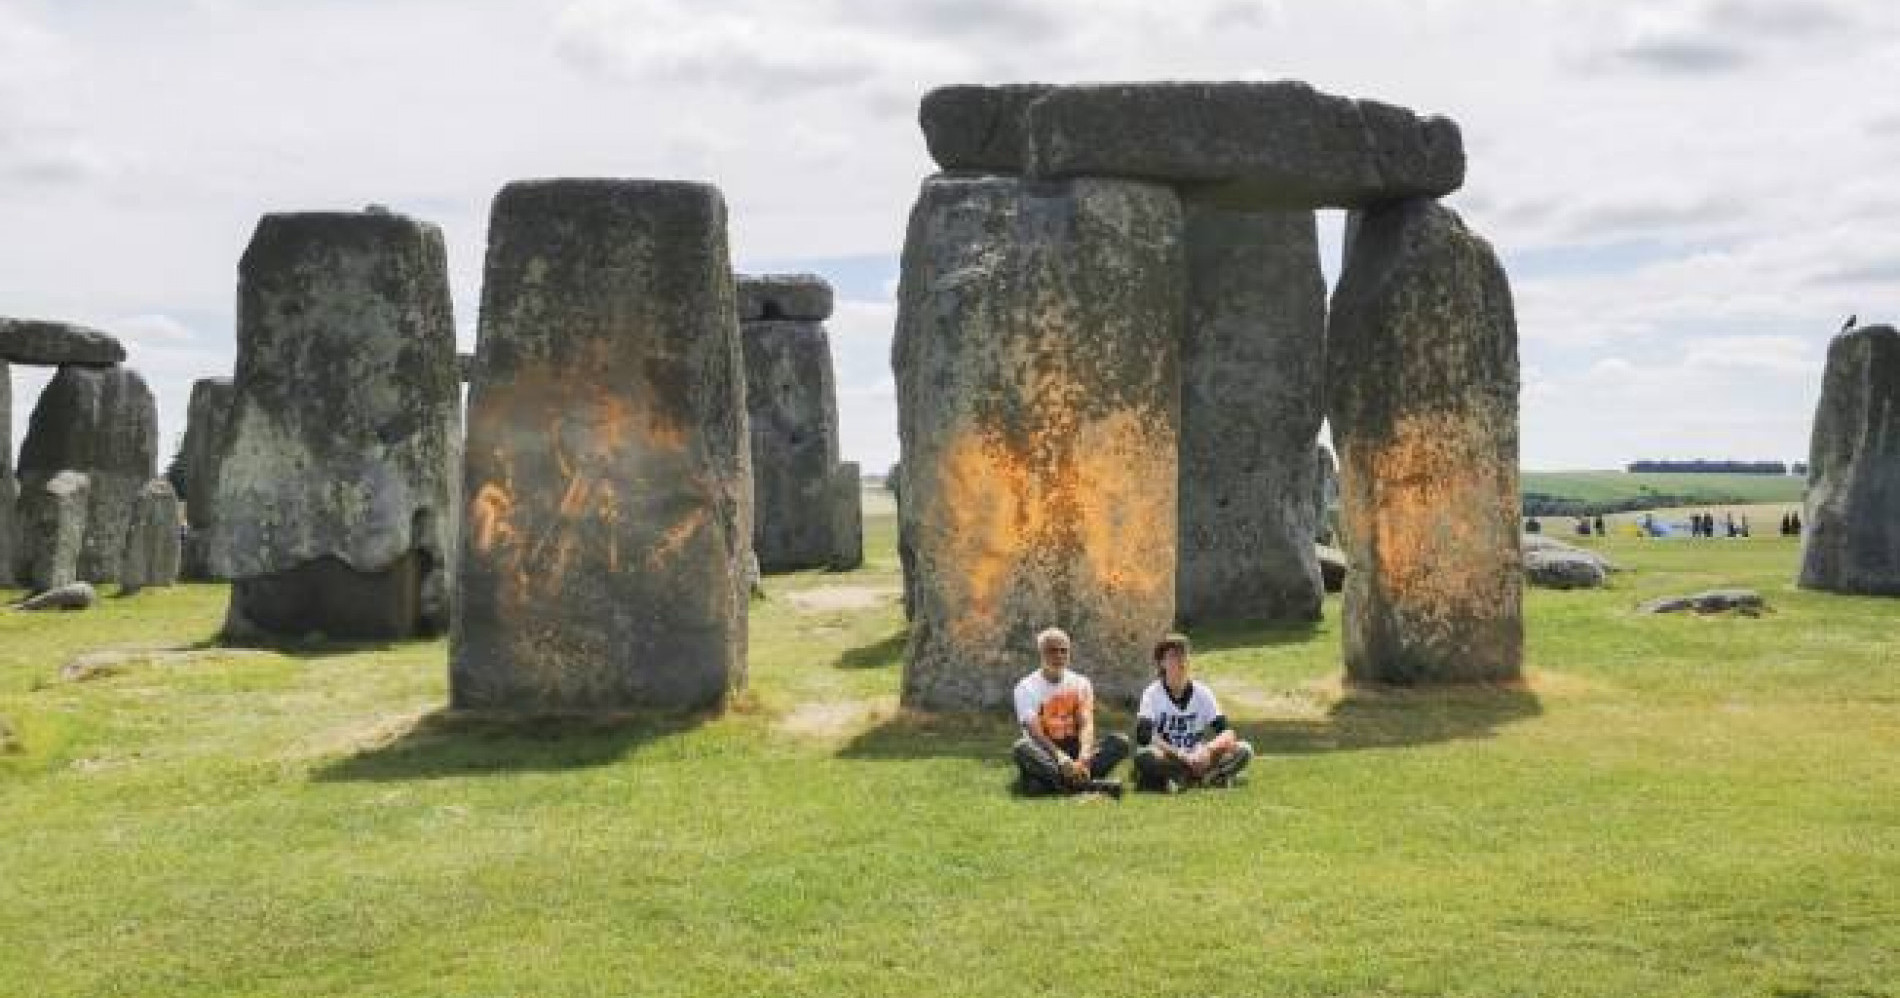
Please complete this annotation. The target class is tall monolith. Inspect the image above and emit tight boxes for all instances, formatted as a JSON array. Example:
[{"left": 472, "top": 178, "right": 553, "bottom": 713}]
[
  {"left": 120, "top": 479, "right": 181, "bottom": 593},
  {"left": 1326, "top": 198, "right": 1521, "bottom": 683},
  {"left": 1800, "top": 324, "right": 1900, "bottom": 594},
  {"left": 740, "top": 302, "right": 845, "bottom": 571},
  {"left": 17, "top": 471, "right": 90, "bottom": 592},
  {"left": 16, "top": 365, "right": 157, "bottom": 583},
  {"left": 894, "top": 174, "right": 1183, "bottom": 709},
  {"left": 453, "top": 179, "right": 751, "bottom": 712},
  {"left": 1176, "top": 204, "right": 1326, "bottom": 625},
  {"left": 178, "top": 377, "right": 234, "bottom": 580},
  {"left": 210, "top": 209, "right": 461, "bottom": 639}
]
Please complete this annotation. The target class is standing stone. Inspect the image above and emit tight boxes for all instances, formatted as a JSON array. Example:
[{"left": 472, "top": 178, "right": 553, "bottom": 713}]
[
  {"left": 894, "top": 174, "right": 1183, "bottom": 710},
  {"left": 178, "top": 378, "right": 235, "bottom": 580},
  {"left": 1315, "top": 443, "right": 1340, "bottom": 545},
  {"left": 1326, "top": 198, "right": 1521, "bottom": 684},
  {"left": 0, "top": 358, "right": 12, "bottom": 587},
  {"left": 17, "top": 365, "right": 157, "bottom": 583},
  {"left": 453, "top": 179, "right": 750, "bottom": 712},
  {"left": 737, "top": 273, "right": 834, "bottom": 322},
  {"left": 742, "top": 314, "right": 844, "bottom": 570},
  {"left": 0, "top": 318, "right": 126, "bottom": 366},
  {"left": 1176, "top": 205, "right": 1325, "bottom": 625},
  {"left": 120, "top": 479, "right": 181, "bottom": 593},
  {"left": 1800, "top": 324, "right": 1900, "bottom": 594},
  {"left": 1022, "top": 82, "right": 1465, "bottom": 209},
  {"left": 17, "top": 471, "right": 90, "bottom": 592},
  {"left": 892, "top": 460, "right": 916, "bottom": 620},
  {"left": 828, "top": 462, "right": 863, "bottom": 570},
  {"left": 210, "top": 209, "right": 461, "bottom": 639}
]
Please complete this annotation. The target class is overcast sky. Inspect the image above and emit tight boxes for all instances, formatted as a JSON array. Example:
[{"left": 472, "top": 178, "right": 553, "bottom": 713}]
[{"left": 5, "top": 0, "right": 1897, "bottom": 472}]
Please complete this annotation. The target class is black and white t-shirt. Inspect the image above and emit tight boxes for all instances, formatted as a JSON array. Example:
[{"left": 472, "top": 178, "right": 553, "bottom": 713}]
[{"left": 1135, "top": 680, "right": 1227, "bottom": 751}]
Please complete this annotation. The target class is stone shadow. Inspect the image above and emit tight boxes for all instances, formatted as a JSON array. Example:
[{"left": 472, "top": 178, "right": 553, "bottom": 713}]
[
  {"left": 838, "top": 683, "right": 1539, "bottom": 761},
  {"left": 833, "top": 626, "right": 907, "bottom": 669},
  {"left": 181, "top": 632, "right": 424, "bottom": 661},
  {"left": 1182, "top": 617, "right": 1324, "bottom": 652},
  {"left": 310, "top": 709, "right": 705, "bottom": 782}
]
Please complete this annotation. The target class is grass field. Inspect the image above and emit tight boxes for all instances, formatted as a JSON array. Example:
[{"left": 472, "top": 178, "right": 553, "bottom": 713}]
[
  {"left": 1522, "top": 470, "right": 1805, "bottom": 511},
  {"left": 3, "top": 509, "right": 1896, "bottom": 997}
]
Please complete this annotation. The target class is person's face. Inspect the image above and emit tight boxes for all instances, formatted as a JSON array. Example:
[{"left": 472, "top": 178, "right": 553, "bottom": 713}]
[
  {"left": 1040, "top": 640, "right": 1070, "bottom": 677},
  {"left": 1160, "top": 647, "right": 1189, "bottom": 687}
]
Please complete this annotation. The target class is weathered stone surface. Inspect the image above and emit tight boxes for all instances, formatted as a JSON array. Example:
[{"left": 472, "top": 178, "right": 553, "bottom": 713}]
[
  {"left": 1800, "top": 324, "right": 1900, "bottom": 595},
  {"left": 0, "top": 318, "right": 126, "bottom": 366},
  {"left": 1639, "top": 589, "right": 1764, "bottom": 615},
  {"left": 226, "top": 554, "right": 426, "bottom": 640},
  {"left": 892, "top": 460, "right": 915, "bottom": 619},
  {"left": 178, "top": 377, "right": 234, "bottom": 580},
  {"left": 828, "top": 462, "right": 863, "bottom": 570},
  {"left": 1523, "top": 533, "right": 1616, "bottom": 574},
  {"left": 743, "top": 318, "right": 842, "bottom": 570},
  {"left": 737, "top": 273, "right": 834, "bottom": 322},
  {"left": 1316, "top": 544, "right": 1348, "bottom": 593},
  {"left": 1177, "top": 205, "right": 1325, "bottom": 625},
  {"left": 457, "top": 352, "right": 475, "bottom": 382},
  {"left": 1327, "top": 198, "right": 1521, "bottom": 684},
  {"left": 1524, "top": 545, "right": 1606, "bottom": 590},
  {"left": 919, "top": 84, "right": 1055, "bottom": 173},
  {"left": 16, "top": 581, "right": 96, "bottom": 612},
  {"left": 209, "top": 209, "right": 461, "bottom": 638},
  {"left": 0, "top": 359, "right": 11, "bottom": 587},
  {"left": 17, "top": 471, "right": 90, "bottom": 592},
  {"left": 453, "top": 178, "right": 751, "bottom": 712},
  {"left": 894, "top": 174, "right": 1183, "bottom": 710},
  {"left": 17, "top": 365, "right": 157, "bottom": 582},
  {"left": 1023, "top": 82, "right": 1465, "bottom": 209},
  {"left": 120, "top": 479, "right": 181, "bottom": 593},
  {"left": 1316, "top": 443, "right": 1340, "bottom": 544}
]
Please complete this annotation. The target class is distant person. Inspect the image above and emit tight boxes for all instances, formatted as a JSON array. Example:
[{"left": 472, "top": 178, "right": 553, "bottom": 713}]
[
  {"left": 1525, "top": 517, "right": 1542, "bottom": 534},
  {"left": 1132, "top": 634, "right": 1252, "bottom": 792},
  {"left": 1791, "top": 511, "right": 1803, "bottom": 535},
  {"left": 1575, "top": 516, "right": 1591, "bottom": 536},
  {"left": 1725, "top": 513, "right": 1737, "bottom": 538},
  {"left": 1012, "top": 627, "right": 1128, "bottom": 797},
  {"left": 1642, "top": 513, "right": 1656, "bottom": 536},
  {"left": 1779, "top": 512, "right": 1792, "bottom": 536},
  {"left": 1593, "top": 514, "right": 1607, "bottom": 536},
  {"left": 1740, "top": 515, "right": 1750, "bottom": 538}
]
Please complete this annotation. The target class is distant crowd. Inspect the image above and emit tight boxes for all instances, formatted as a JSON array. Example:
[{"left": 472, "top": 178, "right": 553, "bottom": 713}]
[{"left": 1522, "top": 510, "right": 1805, "bottom": 538}]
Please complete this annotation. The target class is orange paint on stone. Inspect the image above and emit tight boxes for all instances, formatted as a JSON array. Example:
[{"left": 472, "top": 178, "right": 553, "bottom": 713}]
[
  {"left": 470, "top": 481, "right": 517, "bottom": 554},
  {"left": 647, "top": 507, "right": 710, "bottom": 570},
  {"left": 1360, "top": 411, "right": 1516, "bottom": 616}
]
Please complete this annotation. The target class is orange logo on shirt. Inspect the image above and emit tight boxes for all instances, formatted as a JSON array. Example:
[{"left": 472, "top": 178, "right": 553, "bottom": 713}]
[{"left": 1039, "top": 689, "right": 1084, "bottom": 741}]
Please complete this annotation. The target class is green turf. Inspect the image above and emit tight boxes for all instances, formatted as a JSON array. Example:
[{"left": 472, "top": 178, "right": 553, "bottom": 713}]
[
  {"left": 2, "top": 517, "right": 1895, "bottom": 997},
  {"left": 1523, "top": 470, "right": 1805, "bottom": 510}
]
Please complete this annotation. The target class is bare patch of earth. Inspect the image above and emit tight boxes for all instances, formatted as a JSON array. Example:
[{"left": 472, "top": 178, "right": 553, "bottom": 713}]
[
  {"left": 785, "top": 585, "right": 901, "bottom": 614},
  {"left": 777, "top": 695, "right": 896, "bottom": 741},
  {"left": 60, "top": 645, "right": 274, "bottom": 683}
]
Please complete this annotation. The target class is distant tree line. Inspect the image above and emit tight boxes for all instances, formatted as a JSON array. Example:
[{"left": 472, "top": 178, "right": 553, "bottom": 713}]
[
  {"left": 1522, "top": 491, "right": 1755, "bottom": 517},
  {"left": 1624, "top": 460, "right": 1791, "bottom": 475}
]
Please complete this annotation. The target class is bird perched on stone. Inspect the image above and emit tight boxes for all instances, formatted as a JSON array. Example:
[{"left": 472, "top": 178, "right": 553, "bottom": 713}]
[{"left": 1841, "top": 314, "right": 1858, "bottom": 333}]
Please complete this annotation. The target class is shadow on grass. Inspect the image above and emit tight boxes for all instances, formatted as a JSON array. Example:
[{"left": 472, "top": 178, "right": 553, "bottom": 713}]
[
  {"left": 310, "top": 709, "right": 704, "bottom": 782},
  {"left": 180, "top": 631, "right": 440, "bottom": 660},
  {"left": 840, "top": 684, "right": 1540, "bottom": 761},
  {"left": 1234, "top": 683, "right": 1543, "bottom": 755},
  {"left": 834, "top": 626, "right": 908, "bottom": 669},
  {"left": 1182, "top": 617, "right": 1324, "bottom": 652}
]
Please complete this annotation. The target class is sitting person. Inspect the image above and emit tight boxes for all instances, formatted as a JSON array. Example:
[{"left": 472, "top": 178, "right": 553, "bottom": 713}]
[
  {"left": 1133, "top": 634, "right": 1253, "bottom": 792},
  {"left": 1011, "top": 627, "right": 1129, "bottom": 797}
]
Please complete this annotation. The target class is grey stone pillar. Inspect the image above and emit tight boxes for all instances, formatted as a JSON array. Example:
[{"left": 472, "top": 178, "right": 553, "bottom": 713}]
[
  {"left": 453, "top": 179, "right": 751, "bottom": 712},
  {"left": 121, "top": 479, "right": 181, "bottom": 593},
  {"left": 827, "top": 462, "right": 863, "bottom": 570},
  {"left": 1, "top": 358, "right": 12, "bottom": 587},
  {"left": 179, "top": 377, "right": 234, "bottom": 580},
  {"left": 17, "top": 365, "right": 157, "bottom": 584},
  {"left": 741, "top": 312, "right": 842, "bottom": 570},
  {"left": 1176, "top": 204, "right": 1326, "bottom": 625},
  {"left": 18, "top": 470, "right": 90, "bottom": 592},
  {"left": 1800, "top": 324, "right": 1900, "bottom": 594},
  {"left": 1327, "top": 198, "right": 1521, "bottom": 684},
  {"left": 210, "top": 209, "right": 461, "bottom": 640},
  {"left": 894, "top": 174, "right": 1183, "bottom": 710}
]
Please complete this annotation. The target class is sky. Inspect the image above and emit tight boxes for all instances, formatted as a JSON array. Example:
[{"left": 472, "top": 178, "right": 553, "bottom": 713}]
[{"left": 4, "top": 0, "right": 1897, "bottom": 473}]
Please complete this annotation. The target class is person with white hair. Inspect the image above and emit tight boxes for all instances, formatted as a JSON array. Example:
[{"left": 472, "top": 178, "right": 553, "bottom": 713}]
[{"left": 1010, "top": 626, "right": 1129, "bottom": 797}]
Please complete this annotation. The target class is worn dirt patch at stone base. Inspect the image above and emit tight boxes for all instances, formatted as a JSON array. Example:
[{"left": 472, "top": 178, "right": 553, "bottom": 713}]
[
  {"left": 60, "top": 645, "right": 275, "bottom": 682},
  {"left": 784, "top": 585, "right": 901, "bottom": 614},
  {"left": 777, "top": 696, "right": 896, "bottom": 741}
]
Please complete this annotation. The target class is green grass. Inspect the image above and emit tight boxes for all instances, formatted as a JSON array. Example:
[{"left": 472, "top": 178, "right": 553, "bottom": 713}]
[
  {"left": 1523, "top": 470, "right": 1805, "bottom": 510},
  {"left": 3, "top": 517, "right": 1896, "bottom": 997}
]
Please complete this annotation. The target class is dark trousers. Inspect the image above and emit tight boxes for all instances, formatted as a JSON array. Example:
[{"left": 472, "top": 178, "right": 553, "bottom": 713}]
[
  {"left": 1133, "top": 740, "right": 1254, "bottom": 790},
  {"left": 1013, "top": 733, "right": 1130, "bottom": 792}
]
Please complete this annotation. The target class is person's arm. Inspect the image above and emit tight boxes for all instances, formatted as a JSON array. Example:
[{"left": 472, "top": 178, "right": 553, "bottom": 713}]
[{"left": 1076, "top": 693, "right": 1097, "bottom": 769}]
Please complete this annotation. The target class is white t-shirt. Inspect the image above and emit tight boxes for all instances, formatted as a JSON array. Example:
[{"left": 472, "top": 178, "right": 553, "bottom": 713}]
[
  {"left": 1137, "top": 680, "right": 1224, "bottom": 751},
  {"left": 1014, "top": 669, "right": 1094, "bottom": 747}
]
